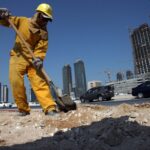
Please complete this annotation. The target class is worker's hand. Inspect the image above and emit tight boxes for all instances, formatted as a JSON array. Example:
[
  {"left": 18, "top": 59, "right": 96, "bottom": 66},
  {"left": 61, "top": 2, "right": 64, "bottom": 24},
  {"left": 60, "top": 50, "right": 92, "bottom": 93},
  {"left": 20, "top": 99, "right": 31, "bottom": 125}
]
[
  {"left": 32, "top": 57, "right": 43, "bottom": 70},
  {"left": 0, "top": 8, "right": 11, "bottom": 19}
]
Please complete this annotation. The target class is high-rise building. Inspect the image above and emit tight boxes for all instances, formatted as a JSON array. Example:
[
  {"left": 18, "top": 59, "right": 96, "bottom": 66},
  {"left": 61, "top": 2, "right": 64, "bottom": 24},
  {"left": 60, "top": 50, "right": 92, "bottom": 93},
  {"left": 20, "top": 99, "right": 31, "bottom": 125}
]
[
  {"left": 116, "top": 72, "right": 124, "bottom": 81},
  {"left": 74, "top": 59, "right": 87, "bottom": 97},
  {"left": 130, "top": 23, "right": 150, "bottom": 75},
  {"left": 126, "top": 70, "right": 134, "bottom": 79},
  {"left": 62, "top": 64, "right": 73, "bottom": 95},
  {"left": 2, "top": 85, "right": 8, "bottom": 103}
]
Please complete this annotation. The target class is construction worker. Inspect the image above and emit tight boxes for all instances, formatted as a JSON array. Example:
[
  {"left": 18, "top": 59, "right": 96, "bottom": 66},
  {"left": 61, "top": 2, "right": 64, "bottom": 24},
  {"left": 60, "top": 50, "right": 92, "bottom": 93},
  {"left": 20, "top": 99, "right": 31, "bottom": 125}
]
[{"left": 0, "top": 3, "right": 58, "bottom": 116}]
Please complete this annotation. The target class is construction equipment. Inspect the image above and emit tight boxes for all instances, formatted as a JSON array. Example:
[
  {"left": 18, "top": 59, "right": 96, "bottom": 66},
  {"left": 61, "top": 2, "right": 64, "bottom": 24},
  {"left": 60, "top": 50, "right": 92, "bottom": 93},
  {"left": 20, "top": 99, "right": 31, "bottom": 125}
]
[{"left": 7, "top": 18, "right": 77, "bottom": 112}]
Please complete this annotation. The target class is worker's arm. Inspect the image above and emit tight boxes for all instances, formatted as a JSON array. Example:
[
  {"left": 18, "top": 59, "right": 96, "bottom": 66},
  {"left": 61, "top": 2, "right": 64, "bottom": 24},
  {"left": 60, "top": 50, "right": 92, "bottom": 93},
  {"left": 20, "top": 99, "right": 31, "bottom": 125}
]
[
  {"left": 0, "top": 8, "right": 21, "bottom": 28},
  {"left": 0, "top": 16, "right": 23, "bottom": 28}
]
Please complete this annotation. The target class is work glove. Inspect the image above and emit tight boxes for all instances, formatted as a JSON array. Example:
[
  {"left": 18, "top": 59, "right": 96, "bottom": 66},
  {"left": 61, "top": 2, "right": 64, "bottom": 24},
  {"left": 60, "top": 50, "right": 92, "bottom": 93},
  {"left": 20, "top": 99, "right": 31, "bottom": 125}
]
[
  {"left": 32, "top": 57, "right": 43, "bottom": 70},
  {"left": 0, "top": 8, "right": 11, "bottom": 19}
]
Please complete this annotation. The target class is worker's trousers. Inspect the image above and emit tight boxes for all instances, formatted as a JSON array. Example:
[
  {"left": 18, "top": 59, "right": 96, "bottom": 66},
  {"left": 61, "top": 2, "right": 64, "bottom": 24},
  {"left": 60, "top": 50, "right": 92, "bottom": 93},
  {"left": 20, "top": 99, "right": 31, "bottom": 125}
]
[{"left": 9, "top": 55, "right": 56, "bottom": 113}]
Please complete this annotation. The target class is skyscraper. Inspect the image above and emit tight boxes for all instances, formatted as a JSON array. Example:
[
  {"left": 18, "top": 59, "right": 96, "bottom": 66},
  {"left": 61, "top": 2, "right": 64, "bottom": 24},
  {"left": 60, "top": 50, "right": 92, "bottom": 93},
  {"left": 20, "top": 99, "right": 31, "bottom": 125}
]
[
  {"left": 2, "top": 85, "right": 8, "bottom": 103},
  {"left": 126, "top": 70, "right": 134, "bottom": 79},
  {"left": 62, "top": 64, "right": 73, "bottom": 95},
  {"left": 130, "top": 23, "right": 150, "bottom": 75},
  {"left": 74, "top": 59, "right": 87, "bottom": 97},
  {"left": 116, "top": 72, "right": 124, "bottom": 81}
]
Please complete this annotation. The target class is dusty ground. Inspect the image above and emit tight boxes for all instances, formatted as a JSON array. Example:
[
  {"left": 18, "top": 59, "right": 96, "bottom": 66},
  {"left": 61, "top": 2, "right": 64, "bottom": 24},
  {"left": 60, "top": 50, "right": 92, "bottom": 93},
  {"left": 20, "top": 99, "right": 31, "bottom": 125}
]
[{"left": 0, "top": 99, "right": 150, "bottom": 150}]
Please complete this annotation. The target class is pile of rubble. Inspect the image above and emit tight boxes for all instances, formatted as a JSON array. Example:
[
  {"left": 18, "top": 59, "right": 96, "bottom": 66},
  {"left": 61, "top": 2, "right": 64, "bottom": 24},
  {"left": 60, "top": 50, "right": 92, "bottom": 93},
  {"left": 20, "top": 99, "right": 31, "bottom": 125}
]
[{"left": 0, "top": 103, "right": 150, "bottom": 150}]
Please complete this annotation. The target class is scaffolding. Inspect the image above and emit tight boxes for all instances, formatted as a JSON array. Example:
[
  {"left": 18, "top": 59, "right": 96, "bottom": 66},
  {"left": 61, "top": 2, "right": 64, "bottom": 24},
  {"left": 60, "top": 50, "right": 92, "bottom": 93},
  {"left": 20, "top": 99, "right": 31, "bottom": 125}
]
[{"left": 106, "top": 73, "right": 150, "bottom": 94}]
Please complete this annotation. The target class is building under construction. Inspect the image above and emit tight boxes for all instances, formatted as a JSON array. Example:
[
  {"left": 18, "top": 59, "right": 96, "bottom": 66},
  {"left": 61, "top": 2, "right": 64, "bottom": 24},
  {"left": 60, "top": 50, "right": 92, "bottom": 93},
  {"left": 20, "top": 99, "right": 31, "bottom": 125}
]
[
  {"left": 107, "top": 73, "right": 150, "bottom": 94},
  {"left": 130, "top": 23, "right": 150, "bottom": 75}
]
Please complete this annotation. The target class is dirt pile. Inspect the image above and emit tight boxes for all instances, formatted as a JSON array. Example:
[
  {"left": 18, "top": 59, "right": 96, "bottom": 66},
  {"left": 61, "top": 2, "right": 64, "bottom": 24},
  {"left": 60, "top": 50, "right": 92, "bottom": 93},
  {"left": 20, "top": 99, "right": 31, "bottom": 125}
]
[{"left": 0, "top": 103, "right": 150, "bottom": 150}]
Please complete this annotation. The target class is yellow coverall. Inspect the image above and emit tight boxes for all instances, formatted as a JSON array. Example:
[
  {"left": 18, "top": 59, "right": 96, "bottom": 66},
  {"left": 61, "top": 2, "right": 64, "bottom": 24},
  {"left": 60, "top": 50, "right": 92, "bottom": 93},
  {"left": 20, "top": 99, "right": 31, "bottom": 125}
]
[{"left": 0, "top": 16, "right": 56, "bottom": 113}]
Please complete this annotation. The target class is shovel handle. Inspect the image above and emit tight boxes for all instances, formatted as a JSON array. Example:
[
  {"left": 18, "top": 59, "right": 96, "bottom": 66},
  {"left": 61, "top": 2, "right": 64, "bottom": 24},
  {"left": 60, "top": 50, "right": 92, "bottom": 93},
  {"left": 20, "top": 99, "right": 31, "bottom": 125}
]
[
  {"left": 8, "top": 19, "right": 36, "bottom": 60},
  {"left": 7, "top": 18, "right": 52, "bottom": 83}
]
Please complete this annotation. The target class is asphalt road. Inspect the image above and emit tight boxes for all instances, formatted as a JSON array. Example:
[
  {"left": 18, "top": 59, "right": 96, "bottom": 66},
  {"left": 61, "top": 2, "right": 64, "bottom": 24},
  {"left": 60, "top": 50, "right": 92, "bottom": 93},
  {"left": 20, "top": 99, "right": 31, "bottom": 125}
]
[
  {"left": 87, "top": 97, "right": 150, "bottom": 106},
  {"left": 0, "top": 97, "right": 150, "bottom": 110}
]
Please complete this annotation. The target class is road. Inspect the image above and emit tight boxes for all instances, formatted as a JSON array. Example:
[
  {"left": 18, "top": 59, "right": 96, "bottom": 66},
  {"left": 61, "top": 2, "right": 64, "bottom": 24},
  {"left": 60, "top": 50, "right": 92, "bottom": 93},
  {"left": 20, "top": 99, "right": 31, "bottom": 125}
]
[
  {"left": 88, "top": 97, "right": 150, "bottom": 106},
  {"left": 0, "top": 97, "right": 150, "bottom": 110}
]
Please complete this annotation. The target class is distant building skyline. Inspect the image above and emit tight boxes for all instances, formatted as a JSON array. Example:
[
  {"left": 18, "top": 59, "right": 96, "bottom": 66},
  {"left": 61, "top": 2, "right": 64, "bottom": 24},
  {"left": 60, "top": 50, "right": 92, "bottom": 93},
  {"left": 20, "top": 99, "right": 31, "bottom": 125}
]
[{"left": 62, "top": 59, "right": 87, "bottom": 98}]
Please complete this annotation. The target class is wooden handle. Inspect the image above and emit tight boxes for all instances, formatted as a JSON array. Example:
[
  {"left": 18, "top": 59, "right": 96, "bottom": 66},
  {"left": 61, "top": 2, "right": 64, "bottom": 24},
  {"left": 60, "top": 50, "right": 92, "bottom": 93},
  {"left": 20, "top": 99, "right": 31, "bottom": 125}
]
[{"left": 8, "top": 18, "right": 51, "bottom": 83}]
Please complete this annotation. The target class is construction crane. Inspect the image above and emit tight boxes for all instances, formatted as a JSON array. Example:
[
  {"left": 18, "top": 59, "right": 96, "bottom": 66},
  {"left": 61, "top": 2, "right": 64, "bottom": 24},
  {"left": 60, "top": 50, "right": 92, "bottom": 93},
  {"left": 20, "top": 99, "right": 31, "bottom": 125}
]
[{"left": 104, "top": 71, "right": 112, "bottom": 83}]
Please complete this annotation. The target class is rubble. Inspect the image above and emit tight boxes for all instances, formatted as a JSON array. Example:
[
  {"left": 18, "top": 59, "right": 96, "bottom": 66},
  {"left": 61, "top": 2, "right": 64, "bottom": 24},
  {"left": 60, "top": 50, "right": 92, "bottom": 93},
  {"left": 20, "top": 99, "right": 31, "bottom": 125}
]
[{"left": 0, "top": 102, "right": 150, "bottom": 150}]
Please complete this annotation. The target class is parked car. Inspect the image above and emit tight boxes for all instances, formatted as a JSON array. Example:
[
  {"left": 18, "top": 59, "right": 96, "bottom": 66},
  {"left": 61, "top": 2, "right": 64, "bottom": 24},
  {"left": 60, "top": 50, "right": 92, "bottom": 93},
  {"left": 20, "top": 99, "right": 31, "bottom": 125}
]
[
  {"left": 80, "top": 85, "right": 114, "bottom": 103},
  {"left": 132, "top": 81, "right": 150, "bottom": 98}
]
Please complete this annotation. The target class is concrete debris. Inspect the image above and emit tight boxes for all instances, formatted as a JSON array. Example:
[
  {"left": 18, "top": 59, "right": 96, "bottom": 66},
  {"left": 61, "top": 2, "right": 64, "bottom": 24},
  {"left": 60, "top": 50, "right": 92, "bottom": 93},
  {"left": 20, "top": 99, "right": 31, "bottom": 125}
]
[{"left": 0, "top": 103, "right": 150, "bottom": 150}]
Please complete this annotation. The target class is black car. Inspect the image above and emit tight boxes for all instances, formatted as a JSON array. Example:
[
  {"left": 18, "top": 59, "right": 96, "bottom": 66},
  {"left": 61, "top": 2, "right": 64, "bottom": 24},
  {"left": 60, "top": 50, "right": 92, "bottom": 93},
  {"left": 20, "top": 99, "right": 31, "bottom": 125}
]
[
  {"left": 80, "top": 85, "right": 114, "bottom": 103},
  {"left": 132, "top": 81, "right": 150, "bottom": 98}
]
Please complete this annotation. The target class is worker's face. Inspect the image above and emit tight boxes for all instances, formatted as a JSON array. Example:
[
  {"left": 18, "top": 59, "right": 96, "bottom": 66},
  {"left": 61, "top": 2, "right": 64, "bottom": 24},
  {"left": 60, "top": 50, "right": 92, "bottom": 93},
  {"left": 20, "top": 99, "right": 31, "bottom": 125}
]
[{"left": 36, "top": 13, "right": 49, "bottom": 27}]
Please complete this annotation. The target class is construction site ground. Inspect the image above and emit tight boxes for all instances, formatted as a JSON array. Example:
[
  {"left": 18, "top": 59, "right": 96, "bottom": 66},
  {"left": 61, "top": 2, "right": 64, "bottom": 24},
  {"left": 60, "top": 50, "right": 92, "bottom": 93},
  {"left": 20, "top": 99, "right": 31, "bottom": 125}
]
[{"left": 0, "top": 96, "right": 150, "bottom": 150}]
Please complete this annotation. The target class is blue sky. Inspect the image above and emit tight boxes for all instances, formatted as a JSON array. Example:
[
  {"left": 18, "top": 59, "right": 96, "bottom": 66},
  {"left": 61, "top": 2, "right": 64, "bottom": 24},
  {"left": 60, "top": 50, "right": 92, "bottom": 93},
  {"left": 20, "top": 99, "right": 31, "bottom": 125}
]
[{"left": 0, "top": 0, "right": 150, "bottom": 101}]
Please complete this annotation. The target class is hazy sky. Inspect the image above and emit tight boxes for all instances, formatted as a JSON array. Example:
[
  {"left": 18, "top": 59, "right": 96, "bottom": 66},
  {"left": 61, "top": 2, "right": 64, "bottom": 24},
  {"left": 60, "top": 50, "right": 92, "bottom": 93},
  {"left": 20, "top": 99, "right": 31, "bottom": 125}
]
[{"left": 0, "top": 0, "right": 150, "bottom": 101}]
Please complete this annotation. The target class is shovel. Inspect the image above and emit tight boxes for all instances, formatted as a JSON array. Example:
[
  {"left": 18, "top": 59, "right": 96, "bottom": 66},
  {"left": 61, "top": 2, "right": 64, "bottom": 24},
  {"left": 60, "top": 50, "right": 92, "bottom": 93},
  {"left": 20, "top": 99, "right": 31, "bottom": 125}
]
[{"left": 7, "top": 18, "right": 76, "bottom": 112}]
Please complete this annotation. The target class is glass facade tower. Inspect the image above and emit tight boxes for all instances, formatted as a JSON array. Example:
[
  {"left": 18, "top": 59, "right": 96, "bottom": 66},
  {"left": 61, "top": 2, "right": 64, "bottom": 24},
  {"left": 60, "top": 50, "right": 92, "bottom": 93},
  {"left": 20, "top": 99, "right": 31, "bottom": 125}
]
[
  {"left": 74, "top": 59, "right": 87, "bottom": 97},
  {"left": 62, "top": 64, "right": 73, "bottom": 95}
]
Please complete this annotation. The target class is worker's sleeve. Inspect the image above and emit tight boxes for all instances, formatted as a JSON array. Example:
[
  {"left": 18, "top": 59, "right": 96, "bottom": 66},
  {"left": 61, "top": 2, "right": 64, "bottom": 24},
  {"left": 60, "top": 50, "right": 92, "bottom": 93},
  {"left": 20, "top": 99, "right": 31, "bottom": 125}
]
[
  {"left": 34, "top": 39, "right": 48, "bottom": 60},
  {"left": 0, "top": 16, "right": 22, "bottom": 28}
]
